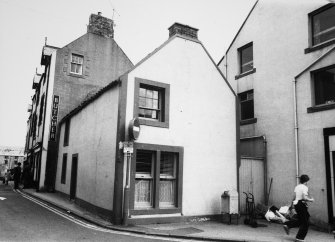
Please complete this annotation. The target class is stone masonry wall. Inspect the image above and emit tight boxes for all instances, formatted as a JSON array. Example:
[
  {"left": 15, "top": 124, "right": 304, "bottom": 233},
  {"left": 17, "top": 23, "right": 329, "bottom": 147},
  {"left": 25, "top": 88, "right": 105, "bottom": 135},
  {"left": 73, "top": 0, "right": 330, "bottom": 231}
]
[{"left": 87, "top": 13, "right": 114, "bottom": 38}]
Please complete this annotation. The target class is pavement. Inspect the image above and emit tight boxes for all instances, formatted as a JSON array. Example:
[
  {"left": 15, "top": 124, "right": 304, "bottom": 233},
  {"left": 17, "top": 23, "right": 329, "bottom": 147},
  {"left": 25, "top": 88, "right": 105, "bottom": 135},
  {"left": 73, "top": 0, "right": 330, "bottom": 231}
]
[{"left": 12, "top": 184, "right": 334, "bottom": 242}]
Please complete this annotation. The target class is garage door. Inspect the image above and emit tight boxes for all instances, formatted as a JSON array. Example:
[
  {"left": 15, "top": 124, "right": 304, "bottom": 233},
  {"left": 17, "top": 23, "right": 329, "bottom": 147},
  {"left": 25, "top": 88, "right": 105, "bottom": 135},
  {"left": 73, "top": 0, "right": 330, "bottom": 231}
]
[{"left": 239, "top": 158, "right": 265, "bottom": 214}]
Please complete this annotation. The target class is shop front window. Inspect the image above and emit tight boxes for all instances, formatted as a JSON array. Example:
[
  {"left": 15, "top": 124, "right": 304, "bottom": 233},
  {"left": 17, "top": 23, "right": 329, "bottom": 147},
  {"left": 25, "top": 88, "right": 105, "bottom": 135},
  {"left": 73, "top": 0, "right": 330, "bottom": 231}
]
[{"left": 132, "top": 143, "right": 183, "bottom": 215}]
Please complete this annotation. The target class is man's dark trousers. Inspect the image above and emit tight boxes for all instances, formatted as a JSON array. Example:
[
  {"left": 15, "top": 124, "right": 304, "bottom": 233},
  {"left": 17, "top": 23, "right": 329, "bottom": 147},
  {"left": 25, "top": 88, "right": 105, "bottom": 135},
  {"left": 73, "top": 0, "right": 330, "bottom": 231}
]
[{"left": 285, "top": 200, "right": 310, "bottom": 240}]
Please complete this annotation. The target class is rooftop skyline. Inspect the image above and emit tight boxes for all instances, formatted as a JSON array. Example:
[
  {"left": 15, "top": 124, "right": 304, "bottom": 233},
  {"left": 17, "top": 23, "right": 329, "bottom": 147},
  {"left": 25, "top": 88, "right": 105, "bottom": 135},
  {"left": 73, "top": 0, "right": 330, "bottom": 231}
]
[{"left": 0, "top": 0, "right": 257, "bottom": 147}]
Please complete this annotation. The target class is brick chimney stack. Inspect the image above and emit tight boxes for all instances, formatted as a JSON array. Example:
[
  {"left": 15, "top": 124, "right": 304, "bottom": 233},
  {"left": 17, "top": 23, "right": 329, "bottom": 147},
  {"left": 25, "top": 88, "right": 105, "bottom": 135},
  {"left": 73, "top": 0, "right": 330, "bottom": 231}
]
[
  {"left": 168, "top": 23, "right": 198, "bottom": 40},
  {"left": 87, "top": 12, "right": 114, "bottom": 38}
]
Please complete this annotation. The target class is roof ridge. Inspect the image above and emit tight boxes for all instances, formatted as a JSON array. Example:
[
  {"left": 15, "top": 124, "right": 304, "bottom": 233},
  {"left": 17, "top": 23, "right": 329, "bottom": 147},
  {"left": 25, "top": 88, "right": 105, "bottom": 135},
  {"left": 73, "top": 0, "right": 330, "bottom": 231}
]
[
  {"left": 295, "top": 45, "right": 335, "bottom": 79},
  {"left": 217, "top": 0, "right": 259, "bottom": 66},
  {"left": 59, "top": 79, "right": 120, "bottom": 124}
]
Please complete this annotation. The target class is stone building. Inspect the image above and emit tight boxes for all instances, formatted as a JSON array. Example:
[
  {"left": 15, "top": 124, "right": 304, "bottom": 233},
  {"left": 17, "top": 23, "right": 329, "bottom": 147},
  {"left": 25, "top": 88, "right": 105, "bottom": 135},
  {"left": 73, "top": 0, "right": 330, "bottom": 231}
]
[
  {"left": 0, "top": 146, "right": 24, "bottom": 178},
  {"left": 25, "top": 12, "right": 133, "bottom": 191}
]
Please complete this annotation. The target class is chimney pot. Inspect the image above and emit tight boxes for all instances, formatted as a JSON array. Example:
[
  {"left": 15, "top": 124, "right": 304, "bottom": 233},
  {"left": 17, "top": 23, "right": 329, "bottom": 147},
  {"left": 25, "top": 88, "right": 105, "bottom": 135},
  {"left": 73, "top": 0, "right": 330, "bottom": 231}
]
[{"left": 168, "top": 23, "right": 198, "bottom": 40}]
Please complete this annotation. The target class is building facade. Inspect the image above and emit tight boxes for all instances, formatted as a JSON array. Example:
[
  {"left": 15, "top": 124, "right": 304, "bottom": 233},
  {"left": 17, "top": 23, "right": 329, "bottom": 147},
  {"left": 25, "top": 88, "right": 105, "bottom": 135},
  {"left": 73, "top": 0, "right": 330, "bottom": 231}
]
[
  {"left": 54, "top": 23, "right": 238, "bottom": 225},
  {"left": 0, "top": 146, "right": 24, "bottom": 178},
  {"left": 218, "top": 0, "right": 335, "bottom": 226},
  {"left": 25, "top": 13, "right": 133, "bottom": 191}
]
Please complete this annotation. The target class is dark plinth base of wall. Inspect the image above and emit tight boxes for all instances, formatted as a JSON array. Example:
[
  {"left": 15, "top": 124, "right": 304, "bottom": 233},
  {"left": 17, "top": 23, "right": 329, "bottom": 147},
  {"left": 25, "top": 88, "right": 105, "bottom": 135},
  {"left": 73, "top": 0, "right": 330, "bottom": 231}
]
[
  {"left": 51, "top": 190, "right": 224, "bottom": 226},
  {"left": 126, "top": 214, "right": 221, "bottom": 226},
  {"left": 56, "top": 190, "right": 113, "bottom": 221}
]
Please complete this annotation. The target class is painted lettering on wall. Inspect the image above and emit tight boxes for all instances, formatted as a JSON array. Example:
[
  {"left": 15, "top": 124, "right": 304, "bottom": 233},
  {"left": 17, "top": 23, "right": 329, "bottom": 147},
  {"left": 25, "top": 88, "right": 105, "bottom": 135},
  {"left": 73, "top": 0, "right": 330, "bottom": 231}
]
[{"left": 49, "top": 95, "right": 59, "bottom": 141}]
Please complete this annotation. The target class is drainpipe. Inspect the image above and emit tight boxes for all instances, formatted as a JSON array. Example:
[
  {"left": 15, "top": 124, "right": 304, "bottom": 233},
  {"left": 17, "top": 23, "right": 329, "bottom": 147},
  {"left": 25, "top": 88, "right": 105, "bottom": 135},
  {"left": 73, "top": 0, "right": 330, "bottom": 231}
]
[
  {"left": 122, "top": 151, "right": 131, "bottom": 226},
  {"left": 263, "top": 137, "right": 268, "bottom": 205},
  {"left": 293, "top": 79, "right": 299, "bottom": 185}
]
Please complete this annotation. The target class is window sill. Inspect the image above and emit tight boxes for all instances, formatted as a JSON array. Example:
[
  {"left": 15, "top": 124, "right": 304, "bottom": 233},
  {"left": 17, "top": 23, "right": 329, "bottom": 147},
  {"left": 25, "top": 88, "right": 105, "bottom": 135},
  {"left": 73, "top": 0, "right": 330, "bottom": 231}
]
[
  {"left": 130, "top": 207, "right": 181, "bottom": 216},
  {"left": 307, "top": 103, "right": 335, "bottom": 113},
  {"left": 68, "top": 72, "right": 84, "bottom": 78},
  {"left": 139, "top": 118, "right": 169, "bottom": 128},
  {"left": 235, "top": 68, "right": 256, "bottom": 80},
  {"left": 240, "top": 118, "right": 257, "bottom": 126},
  {"left": 305, "top": 39, "right": 335, "bottom": 54}
]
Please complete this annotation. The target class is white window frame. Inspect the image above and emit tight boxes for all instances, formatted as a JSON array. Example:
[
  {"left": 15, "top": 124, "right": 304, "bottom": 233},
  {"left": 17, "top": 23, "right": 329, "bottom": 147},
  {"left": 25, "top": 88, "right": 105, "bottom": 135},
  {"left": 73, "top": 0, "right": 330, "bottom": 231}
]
[
  {"left": 138, "top": 86, "right": 162, "bottom": 121},
  {"left": 70, "top": 54, "right": 83, "bottom": 75}
]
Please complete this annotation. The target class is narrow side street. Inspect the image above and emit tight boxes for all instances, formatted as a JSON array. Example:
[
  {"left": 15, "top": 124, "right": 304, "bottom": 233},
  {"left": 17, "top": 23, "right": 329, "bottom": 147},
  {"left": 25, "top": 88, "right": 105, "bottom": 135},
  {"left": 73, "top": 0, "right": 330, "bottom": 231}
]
[
  {"left": 1, "top": 182, "right": 334, "bottom": 242},
  {"left": 0, "top": 183, "right": 193, "bottom": 242}
]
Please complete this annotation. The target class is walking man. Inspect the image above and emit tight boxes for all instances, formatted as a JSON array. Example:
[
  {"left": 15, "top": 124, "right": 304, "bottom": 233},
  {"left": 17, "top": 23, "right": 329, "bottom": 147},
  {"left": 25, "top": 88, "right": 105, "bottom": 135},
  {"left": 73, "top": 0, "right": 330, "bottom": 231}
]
[
  {"left": 13, "top": 162, "right": 22, "bottom": 190},
  {"left": 283, "top": 174, "right": 314, "bottom": 242}
]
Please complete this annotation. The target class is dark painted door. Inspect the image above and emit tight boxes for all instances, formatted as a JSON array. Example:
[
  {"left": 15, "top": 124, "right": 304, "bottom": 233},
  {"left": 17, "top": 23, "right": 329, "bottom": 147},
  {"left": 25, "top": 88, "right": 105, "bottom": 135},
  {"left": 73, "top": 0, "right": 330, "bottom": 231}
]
[{"left": 70, "top": 154, "right": 78, "bottom": 200}]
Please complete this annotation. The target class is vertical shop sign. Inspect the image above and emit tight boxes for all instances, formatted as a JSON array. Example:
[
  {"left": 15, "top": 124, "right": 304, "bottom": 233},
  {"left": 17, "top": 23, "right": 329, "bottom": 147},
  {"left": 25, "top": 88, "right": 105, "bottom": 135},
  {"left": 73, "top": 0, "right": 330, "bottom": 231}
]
[{"left": 49, "top": 95, "right": 59, "bottom": 141}]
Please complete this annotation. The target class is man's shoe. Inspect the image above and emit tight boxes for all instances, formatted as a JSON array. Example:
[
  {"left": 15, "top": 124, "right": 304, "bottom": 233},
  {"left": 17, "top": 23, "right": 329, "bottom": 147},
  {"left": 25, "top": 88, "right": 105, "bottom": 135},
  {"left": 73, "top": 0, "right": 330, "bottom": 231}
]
[{"left": 283, "top": 225, "right": 290, "bottom": 235}]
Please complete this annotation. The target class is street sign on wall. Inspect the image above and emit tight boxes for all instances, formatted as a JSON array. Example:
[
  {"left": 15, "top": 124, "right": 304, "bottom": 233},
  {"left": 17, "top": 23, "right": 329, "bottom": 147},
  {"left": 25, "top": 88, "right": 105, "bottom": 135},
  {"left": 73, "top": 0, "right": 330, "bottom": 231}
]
[
  {"left": 123, "top": 142, "right": 134, "bottom": 154},
  {"left": 128, "top": 118, "right": 140, "bottom": 140},
  {"left": 49, "top": 95, "right": 59, "bottom": 141}
]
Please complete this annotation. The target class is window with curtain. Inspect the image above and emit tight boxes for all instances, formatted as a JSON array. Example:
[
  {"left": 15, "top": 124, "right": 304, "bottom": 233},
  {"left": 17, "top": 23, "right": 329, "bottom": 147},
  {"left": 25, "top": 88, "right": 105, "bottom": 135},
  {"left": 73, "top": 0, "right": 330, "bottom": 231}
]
[
  {"left": 134, "top": 147, "right": 181, "bottom": 211},
  {"left": 159, "top": 152, "right": 177, "bottom": 207},
  {"left": 135, "top": 150, "right": 154, "bottom": 208}
]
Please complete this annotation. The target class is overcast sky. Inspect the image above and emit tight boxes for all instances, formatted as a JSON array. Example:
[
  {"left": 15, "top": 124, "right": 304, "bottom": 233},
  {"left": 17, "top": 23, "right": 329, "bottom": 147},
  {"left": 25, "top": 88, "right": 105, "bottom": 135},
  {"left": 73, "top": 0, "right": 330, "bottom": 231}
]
[{"left": 0, "top": 0, "right": 256, "bottom": 147}]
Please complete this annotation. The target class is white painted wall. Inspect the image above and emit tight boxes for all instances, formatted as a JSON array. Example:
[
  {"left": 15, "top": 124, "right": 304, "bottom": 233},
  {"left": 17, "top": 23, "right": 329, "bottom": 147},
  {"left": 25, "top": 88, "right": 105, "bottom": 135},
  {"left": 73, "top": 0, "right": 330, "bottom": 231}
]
[
  {"left": 125, "top": 36, "right": 237, "bottom": 216},
  {"left": 218, "top": 0, "right": 335, "bottom": 224},
  {"left": 55, "top": 86, "right": 119, "bottom": 210},
  {"left": 296, "top": 52, "right": 335, "bottom": 222}
]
